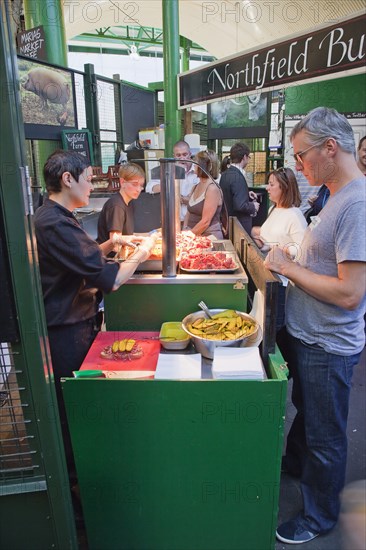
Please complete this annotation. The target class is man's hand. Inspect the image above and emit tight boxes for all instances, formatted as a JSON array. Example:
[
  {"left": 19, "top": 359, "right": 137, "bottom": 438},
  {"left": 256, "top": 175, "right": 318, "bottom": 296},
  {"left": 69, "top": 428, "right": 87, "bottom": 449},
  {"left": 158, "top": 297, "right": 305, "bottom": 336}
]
[
  {"left": 250, "top": 199, "right": 260, "bottom": 217},
  {"left": 263, "top": 245, "right": 294, "bottom": 275}
]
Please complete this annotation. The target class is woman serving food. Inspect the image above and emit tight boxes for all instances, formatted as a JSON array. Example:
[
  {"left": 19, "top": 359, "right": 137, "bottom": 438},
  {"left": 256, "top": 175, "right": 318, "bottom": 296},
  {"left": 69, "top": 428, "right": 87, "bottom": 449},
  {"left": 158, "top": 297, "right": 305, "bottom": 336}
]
[{"left": 34, "top": 150, "right": 157, "bottom": 475}]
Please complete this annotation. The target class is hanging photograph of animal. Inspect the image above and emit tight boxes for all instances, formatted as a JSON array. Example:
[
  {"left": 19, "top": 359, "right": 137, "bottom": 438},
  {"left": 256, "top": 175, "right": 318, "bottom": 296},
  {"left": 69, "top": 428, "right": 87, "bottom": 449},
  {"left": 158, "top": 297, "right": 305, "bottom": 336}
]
[
  {"left": 18, "top": 58, "right": 76, "bottom": 138},
  {"left": 207, "top": 92, "right": 269, "bottom": 140}
]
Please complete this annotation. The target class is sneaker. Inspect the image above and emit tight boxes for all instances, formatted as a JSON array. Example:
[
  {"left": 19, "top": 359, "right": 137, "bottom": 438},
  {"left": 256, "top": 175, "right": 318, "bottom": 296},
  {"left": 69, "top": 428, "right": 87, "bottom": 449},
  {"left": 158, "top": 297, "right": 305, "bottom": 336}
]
[{"left": 276, "top": 518, "right": 319, "bottom": 544}]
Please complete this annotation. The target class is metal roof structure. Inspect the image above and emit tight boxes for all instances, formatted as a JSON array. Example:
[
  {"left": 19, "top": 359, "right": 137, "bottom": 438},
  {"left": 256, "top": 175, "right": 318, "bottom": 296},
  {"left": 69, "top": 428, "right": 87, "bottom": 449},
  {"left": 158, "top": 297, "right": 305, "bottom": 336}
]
[{"left": 64, "top": 0, "right": 366, "bottom": 59}]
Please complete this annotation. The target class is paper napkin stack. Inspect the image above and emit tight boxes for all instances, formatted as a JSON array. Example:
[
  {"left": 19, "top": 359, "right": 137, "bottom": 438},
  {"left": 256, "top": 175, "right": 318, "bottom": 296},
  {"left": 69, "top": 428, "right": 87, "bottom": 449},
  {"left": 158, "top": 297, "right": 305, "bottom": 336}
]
[{"left": 212, "top": 347, "right": 265, "bottom": 380}]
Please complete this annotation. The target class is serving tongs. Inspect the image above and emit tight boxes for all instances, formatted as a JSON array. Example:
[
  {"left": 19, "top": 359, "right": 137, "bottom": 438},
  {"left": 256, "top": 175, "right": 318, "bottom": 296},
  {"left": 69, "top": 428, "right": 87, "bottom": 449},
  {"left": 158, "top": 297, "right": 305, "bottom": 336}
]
[{"left": 198, "top": 300, "right": 214, "bottom": 319}]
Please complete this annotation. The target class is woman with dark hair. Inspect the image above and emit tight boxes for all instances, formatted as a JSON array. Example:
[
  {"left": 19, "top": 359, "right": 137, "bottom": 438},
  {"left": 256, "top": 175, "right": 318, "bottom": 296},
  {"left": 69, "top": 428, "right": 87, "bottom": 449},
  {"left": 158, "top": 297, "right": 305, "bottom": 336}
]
[
  {"left": 34, "top": 150, "right": 157, "bottom": 475},
  {"left": 251, "top": 167, "right": 306, "bottom": 255},
  {"left": 220, "top": 155, "right": 231, "bottom": 174},
  {"left": 251, "top": 167, "right": 307, "bottom": 331},
  {"left": 183, "top": 150, "right": 223, "bottom": 239}
]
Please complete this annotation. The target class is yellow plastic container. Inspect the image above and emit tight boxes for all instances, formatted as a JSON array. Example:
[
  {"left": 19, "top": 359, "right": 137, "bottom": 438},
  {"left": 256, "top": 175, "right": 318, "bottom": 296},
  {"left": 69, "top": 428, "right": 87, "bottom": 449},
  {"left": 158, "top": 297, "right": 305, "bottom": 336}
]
[{"left": 159, "top": 322, "right": 191, "bottom": 350}]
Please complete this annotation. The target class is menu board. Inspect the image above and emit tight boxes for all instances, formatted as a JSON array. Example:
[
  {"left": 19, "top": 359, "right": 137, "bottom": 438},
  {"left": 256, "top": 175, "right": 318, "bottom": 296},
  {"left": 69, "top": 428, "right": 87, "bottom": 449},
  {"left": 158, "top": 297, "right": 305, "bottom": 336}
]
[{"left": 61, "top": 129, "right": 94, "bottom": 164}]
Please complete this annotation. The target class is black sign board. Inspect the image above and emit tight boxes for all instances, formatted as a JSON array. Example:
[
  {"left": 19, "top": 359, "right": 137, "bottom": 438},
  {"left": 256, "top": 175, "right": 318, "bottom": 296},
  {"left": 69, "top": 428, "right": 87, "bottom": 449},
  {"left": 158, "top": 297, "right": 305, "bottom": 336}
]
[
  {"left": 179, "top": 14, "right": 366, "bottom": 107},
  {"left": 16, "top": 25, "right": 47, "bottom": 61},
  {"left": 121, "top": 83, "right": 156, "bottom": 143},
  {"left": 61, "top": 130, "right": 94, "bottom": 165}
]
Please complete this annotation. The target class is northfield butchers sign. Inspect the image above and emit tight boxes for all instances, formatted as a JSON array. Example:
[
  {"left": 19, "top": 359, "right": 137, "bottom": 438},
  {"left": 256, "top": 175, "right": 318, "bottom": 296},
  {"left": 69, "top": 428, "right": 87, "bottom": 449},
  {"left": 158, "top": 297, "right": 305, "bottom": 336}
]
[{"left": 179, "top": 14, "right": 365, "bottom": 107}]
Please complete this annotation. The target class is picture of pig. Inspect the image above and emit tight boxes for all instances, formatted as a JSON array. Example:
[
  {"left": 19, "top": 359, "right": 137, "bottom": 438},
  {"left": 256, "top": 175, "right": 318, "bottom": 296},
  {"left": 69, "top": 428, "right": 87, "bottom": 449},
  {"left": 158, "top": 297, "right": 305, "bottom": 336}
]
[
  {"left": 19, "top": 60, "right": 75, "bottom": 130},
  {"left": 22, "top": 67, "right": 70, "bottom": 110}
]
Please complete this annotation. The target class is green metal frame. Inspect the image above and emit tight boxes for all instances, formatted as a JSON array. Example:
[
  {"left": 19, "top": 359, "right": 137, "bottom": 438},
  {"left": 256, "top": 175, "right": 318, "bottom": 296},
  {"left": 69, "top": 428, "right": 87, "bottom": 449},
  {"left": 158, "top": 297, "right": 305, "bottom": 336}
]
[
  {"left": 73, "top": 25, "right": 209, "bottom": 53},
  {"left": 0, "top": 2, "right": 77, "bottom": 548},
  {"left": 84, "top": 63, "right": 102, "bottom": 165},
  {"left": 162, "top": 0, "right": 181, "bottom": 155}
]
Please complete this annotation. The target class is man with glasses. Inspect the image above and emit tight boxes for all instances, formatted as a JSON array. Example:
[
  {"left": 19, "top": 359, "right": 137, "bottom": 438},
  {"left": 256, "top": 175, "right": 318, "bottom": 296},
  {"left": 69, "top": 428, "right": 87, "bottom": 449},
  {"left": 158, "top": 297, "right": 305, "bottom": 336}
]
[
  {"left": 145, "top": 140, "right": 199, "bottom": 221},
  {"left": 264, "top": 107, "right": 366, "bottom": 544},
  {"left": 219, "top": 142, "right": 259, "bottom": 235}
]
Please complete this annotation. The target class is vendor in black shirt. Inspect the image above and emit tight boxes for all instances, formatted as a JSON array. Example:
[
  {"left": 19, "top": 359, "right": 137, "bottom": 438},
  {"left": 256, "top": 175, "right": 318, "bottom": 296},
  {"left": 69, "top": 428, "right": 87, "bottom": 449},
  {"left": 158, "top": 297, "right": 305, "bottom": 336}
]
[
  {"left": 34, "top": 150, "right": 157, "bottom": 473},
  {"left": 97, "top": 162, "right": 145, "bottom": 246}
]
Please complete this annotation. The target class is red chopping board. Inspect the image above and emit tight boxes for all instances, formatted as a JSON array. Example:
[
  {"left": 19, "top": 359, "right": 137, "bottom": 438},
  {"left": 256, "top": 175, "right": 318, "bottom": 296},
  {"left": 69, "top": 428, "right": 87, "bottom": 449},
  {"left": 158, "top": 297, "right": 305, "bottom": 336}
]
[{"left": 80, "top": 331, "right": 161, "bottom": 372}]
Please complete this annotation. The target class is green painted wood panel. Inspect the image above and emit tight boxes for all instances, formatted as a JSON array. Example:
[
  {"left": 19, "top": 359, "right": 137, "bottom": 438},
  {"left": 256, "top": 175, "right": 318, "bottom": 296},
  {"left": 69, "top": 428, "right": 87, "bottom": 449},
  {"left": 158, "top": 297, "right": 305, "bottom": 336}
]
[
  {"left": 63, "top": 353, "right": 286, "bottom": 550},
  {"left": 0, "top": 490, "right": 56, "bottom": 549},
  {"left": 104, "top": 283, "right": 247, "bottom": 331},
  {"left": 286, "top": 73, "right": 366, "bottom": 116}
]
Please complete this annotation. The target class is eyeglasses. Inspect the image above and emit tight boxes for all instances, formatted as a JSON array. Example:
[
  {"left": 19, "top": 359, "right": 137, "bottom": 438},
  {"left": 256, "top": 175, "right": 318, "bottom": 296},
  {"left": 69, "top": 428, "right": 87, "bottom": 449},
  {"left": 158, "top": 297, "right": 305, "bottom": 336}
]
[{"left": 293, "top": 138, "right": 329, "bottom": 166}]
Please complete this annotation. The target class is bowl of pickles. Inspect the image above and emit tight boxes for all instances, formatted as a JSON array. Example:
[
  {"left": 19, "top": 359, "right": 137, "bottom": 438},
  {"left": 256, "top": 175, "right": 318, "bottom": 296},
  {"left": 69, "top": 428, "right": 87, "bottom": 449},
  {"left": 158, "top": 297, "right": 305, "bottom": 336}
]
[{"left": 181, "top": 309, "right": 259, "bottom": 359}]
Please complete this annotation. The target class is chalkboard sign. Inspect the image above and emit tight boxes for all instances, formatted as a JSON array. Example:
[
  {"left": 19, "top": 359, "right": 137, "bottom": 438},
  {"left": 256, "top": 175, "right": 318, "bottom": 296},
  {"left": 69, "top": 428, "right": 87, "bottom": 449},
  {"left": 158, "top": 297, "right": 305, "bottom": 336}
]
[
  {"left": 61, "top": 129, "right": 94, "bottom": 165},
  {"left": 16, "top": 25, "right": 47, "bottom": 61}
]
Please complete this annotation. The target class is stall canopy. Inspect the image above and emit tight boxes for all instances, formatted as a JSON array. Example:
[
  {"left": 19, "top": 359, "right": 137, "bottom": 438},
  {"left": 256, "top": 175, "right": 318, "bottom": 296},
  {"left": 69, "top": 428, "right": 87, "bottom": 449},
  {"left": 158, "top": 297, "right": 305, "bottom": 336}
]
[{"left": 63, "top": 0, "right": 366, "bottom": 59}]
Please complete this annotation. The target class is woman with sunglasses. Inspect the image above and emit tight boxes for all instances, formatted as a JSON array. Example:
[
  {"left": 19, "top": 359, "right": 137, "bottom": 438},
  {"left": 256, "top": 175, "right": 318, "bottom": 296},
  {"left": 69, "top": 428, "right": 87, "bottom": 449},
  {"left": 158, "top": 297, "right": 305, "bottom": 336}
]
[
  {"left": 183, "top": 150, "right": 224, "bottom": 239},
  {"left": 97, "top": 162, "right": 146, "bottom": 250},
  {"left": 251, "top": 167, "right": 307, "bottom": 330}
]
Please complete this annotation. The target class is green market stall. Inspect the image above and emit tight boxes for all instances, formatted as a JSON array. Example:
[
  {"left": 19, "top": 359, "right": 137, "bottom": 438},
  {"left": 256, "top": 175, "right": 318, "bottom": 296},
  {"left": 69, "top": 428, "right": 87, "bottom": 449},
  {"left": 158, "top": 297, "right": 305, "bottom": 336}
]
[{"left": 62, "top": 220, "right": 287, "bottom": 550}]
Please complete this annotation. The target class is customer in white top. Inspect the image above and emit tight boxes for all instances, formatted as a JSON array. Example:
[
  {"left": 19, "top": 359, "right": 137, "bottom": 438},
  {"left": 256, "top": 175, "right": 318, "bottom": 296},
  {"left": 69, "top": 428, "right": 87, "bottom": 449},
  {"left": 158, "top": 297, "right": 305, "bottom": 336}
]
[
  {"left": 251, "top": 167, "right": 307, "bottom": 330},
  {"left": 145, "top": 140, "right": 199, "bottom": 221},
  {"left": 252, "top": 167, "right": 306, "bottom": 258}
]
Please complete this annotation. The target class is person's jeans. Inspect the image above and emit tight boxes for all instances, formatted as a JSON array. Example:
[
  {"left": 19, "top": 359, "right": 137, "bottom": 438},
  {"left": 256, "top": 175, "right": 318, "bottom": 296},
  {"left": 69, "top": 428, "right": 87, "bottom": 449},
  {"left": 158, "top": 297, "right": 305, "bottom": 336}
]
[{"left": 281, "top": 331, "right": 361, "bottom": 533}]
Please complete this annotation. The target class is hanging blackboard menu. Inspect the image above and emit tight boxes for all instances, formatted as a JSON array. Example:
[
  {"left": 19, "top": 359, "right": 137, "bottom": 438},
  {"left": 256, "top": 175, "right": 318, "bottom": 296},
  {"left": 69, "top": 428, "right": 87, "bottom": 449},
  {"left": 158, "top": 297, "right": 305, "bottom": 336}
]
[
  {"left": 16, "top": 26, "right": 47, "bottom": 61},
  {"left": 61, "top": 129, "right": 94, "bottom": 165}
]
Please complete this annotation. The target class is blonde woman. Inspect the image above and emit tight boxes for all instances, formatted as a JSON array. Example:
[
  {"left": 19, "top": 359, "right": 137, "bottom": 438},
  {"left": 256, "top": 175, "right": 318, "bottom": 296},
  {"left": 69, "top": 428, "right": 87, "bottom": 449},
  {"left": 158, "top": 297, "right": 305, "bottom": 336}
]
[{"left": 183, "top": 150, "right": 223, "bottom": 239}]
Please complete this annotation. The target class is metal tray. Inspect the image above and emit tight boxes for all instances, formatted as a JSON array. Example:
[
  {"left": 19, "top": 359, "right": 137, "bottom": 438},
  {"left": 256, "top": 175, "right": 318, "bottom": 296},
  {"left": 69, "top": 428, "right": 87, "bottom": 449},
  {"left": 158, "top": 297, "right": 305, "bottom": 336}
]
[{"left": 179, "top": 251, "right": 240, "bottom": 273}]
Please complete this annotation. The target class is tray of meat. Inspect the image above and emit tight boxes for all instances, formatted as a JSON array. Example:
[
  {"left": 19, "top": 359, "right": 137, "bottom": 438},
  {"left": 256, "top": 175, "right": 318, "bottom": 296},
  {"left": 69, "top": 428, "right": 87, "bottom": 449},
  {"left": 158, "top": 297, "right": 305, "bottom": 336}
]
[
  {"left": 179, "top": 251, "right": 240, "bottom": 273},
  {"left": 177, "top": 233, "right": 213, "bottom": 255}
]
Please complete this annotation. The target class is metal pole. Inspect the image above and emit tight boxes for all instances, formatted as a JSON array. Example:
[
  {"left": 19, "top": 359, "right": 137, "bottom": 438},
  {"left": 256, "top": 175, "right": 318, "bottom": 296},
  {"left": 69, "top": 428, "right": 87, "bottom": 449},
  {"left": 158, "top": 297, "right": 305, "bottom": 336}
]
[
  {"left": 162, "top": 0, "right": 181, "bottom": 156},
  {"left": 181, "top": 37, "right": 193, "bottom": 136},
  {"left": 160, "top": 159, "right": 177, "bottom": 277},
  {"left": 23, "top": 0, "right": 68, "bottom": 65},
  {"left": 84, "top": 63, "right": 102, "bottom": 165}
]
